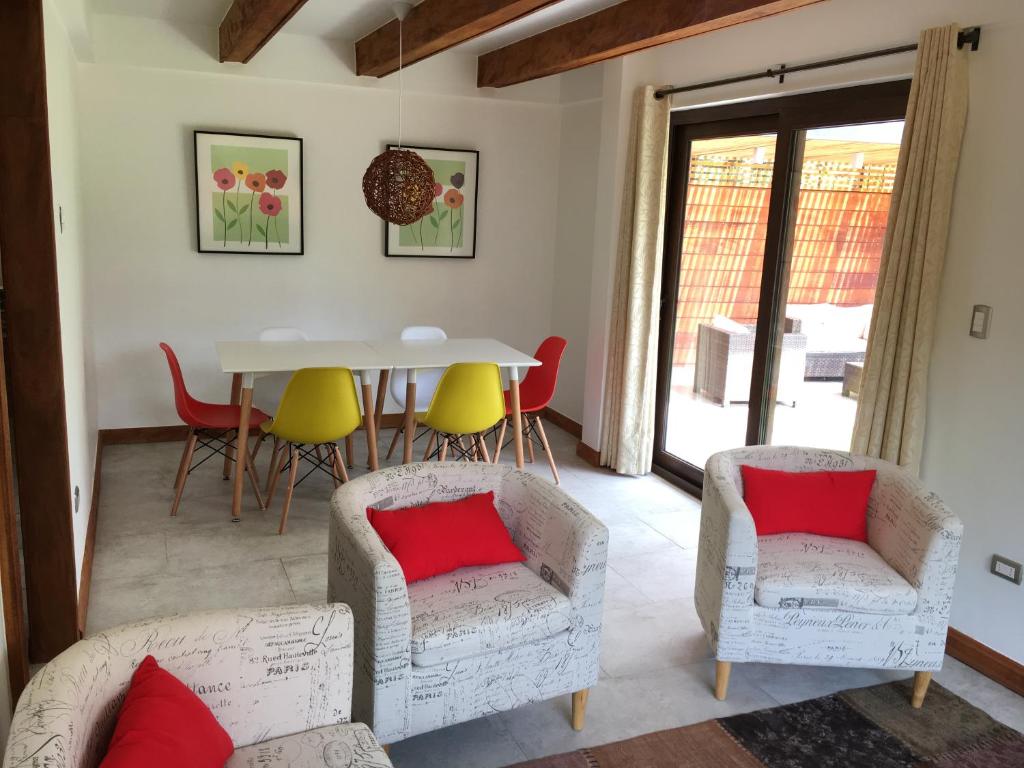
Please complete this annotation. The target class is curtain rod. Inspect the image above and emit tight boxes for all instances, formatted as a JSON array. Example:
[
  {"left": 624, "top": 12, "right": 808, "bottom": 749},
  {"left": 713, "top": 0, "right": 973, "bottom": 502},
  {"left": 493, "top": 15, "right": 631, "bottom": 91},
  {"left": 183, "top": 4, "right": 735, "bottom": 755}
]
[{"left": 654, "top": 26, "right": 981, "bottom": 100}]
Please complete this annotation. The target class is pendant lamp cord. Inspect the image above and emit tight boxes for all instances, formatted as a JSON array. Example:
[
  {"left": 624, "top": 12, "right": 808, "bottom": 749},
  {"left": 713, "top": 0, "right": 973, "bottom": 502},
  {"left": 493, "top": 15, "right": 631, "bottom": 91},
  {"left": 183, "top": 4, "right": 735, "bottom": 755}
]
[{"left": 397, "top": 16, "right": 403, "bottom": 148}]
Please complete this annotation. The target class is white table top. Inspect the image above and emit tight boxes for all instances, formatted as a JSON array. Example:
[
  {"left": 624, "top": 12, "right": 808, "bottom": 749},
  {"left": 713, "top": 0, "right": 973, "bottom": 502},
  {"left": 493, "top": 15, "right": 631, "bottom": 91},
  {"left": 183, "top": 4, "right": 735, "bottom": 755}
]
[
  {"left": 366, "top": 338, "right": 539, "bottom": 369},
  {"left": 216, "top": 338, "right": 539, "bottom": 374},
  {"left": 216, "top": 340, "right": 383, "bottom": 374}
]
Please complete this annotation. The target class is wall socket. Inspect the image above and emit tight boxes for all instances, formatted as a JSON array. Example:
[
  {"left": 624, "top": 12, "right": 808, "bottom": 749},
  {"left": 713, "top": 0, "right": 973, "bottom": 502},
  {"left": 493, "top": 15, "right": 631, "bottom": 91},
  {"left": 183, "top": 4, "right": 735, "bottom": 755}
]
[{"left": 990, "top": 554, "right": 1022, "bottom": 585}]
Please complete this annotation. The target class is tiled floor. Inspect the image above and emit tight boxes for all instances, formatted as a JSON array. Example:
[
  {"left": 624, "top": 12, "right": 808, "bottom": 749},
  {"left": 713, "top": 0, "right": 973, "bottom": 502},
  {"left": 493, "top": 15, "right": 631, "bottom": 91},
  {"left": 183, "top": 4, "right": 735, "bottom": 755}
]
[{"left": 88, "top": 423, "right": 1024, "bottom": 767}]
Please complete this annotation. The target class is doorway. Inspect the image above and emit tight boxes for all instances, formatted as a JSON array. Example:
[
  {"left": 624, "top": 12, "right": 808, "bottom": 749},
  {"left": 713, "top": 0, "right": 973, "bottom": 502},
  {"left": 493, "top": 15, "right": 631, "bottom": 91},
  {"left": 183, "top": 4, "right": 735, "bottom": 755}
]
[{"left": 653, "top": 82, "right": 910, "bottom": 493}]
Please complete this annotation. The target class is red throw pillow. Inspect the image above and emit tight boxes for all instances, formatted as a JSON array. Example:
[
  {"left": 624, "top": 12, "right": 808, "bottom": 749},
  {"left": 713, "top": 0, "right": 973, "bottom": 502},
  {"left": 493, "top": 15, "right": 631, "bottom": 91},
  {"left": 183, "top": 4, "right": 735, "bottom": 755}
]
[
  {"left": 367, "top": 491, "right": 526, "bottom": 582},
  {"left": 100, "top": 655, "right": 233, "bottom": 768},
  {"left": 740, "top": 465, "right": 876, "bottom": 541}
]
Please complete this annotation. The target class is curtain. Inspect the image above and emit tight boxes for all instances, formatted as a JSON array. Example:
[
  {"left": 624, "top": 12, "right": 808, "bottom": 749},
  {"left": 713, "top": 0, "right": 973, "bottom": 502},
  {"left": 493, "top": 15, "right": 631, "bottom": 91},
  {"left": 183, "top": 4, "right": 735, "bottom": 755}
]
[
  {"left": 852, "top": 24, "right": 969, "bottom": 473},
  {"left": 599, "top": 86, "right": 670, "bottom": 475}
]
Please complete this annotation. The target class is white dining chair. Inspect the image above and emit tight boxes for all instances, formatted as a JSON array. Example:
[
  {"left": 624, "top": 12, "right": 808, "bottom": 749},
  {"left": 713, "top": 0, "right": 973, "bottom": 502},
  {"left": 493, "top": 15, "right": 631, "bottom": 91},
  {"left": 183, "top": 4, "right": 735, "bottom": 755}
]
[{"left": 386, "top": 325, "right": 447, "bottom": 460}]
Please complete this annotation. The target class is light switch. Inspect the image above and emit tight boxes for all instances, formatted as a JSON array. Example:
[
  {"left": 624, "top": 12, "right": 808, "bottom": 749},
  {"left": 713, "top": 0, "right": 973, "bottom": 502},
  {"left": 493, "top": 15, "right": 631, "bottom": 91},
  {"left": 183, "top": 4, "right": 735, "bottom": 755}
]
[
  {"left": 991, "top": 554, "right": 1022, "bottom": 585},
  {"left": 970, "top": 305, "right": 991, "bottom": 339}
]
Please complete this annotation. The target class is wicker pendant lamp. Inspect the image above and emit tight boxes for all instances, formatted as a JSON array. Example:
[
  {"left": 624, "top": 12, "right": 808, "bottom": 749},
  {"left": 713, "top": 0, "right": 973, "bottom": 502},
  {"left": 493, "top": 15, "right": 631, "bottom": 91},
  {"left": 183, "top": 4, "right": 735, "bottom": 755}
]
[{"left": 362, "top": 3, "right": 435, "bottom": 225}]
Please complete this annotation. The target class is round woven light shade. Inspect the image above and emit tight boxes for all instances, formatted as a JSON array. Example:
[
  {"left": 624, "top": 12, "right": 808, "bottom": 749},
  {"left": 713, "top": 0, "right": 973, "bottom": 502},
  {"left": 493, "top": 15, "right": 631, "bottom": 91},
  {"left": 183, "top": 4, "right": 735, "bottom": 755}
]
[{"left": 362, "top": 148, "right": 436, "bottom": 225}]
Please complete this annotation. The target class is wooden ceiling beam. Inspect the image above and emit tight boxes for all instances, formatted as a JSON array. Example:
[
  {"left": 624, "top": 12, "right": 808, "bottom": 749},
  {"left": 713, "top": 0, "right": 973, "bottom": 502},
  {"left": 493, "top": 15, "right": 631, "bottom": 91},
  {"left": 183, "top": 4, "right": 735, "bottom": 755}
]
[
  {"left": 477, "top": 0, "right": 826, "bottom": 88},
  {"left": 356, "top": 0, "right": 564, "bottom": 78},
  {"left": 219, "top": 0, "right": 311, "bottom": 63}
]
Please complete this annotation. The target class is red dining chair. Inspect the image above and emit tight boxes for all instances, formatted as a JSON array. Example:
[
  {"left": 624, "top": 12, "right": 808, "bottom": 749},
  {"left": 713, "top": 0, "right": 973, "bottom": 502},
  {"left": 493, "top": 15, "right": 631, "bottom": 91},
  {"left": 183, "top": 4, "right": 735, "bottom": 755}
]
[
  {"left": 160, "top": 343, "right": 272, "bottom": 517},
  {"left": 492, "top": 336, "right": 567, "bottom": 483}
]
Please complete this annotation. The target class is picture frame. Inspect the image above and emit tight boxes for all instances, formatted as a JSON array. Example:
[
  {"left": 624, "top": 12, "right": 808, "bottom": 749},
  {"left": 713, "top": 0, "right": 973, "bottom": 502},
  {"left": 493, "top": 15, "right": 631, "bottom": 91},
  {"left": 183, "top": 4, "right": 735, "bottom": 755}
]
[
  {"left": 385, "top": 145, "right": 479, "bottom": 259},
  {"left": 194, "top": 130, "right": 304, "bottom": 255}
]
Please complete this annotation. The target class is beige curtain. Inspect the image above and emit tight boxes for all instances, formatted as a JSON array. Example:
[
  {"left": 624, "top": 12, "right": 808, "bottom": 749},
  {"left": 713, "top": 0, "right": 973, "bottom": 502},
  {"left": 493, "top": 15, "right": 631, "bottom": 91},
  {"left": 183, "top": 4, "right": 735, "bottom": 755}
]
[
  {"left": 599, "top": 86, "right": 670, "bottom": 475},
  {"left": 852, "top": 24, "right": 968, "bottom": 473}
]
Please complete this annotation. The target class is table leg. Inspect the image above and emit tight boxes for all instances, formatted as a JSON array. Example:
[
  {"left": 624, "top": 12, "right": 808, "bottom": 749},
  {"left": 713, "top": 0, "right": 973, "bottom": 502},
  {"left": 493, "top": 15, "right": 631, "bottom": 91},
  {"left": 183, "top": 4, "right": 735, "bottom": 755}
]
[
  {"left": 360, "top": 371, "right": 379, "bottom": 472},
  {"left": 231, "top": 373, "right": 254, "bottom": 522},
  {"left": 224, "top": 372, "right": 242, "bottom": 479},
  {"left": 403, "top": 369, "right": 417, "bottom": 464},
  {"left": 509, "top": 367, "right": 525, "bottom": 469},
  {"left": 374, "top": 369, "right": 389, "bottom": 428}
]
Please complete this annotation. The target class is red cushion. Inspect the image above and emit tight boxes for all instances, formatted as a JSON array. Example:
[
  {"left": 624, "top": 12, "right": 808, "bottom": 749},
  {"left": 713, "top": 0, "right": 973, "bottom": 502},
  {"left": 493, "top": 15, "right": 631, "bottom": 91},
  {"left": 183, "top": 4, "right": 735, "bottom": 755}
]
[
  {"left": 740, "top": 465, "right": 876, "bottom": 541},
  {"left": 367, "top": 491, "right": 526, "bottom": 582},
  {"left": 100, "top": 655, "right": 234, "bottom": 768}
]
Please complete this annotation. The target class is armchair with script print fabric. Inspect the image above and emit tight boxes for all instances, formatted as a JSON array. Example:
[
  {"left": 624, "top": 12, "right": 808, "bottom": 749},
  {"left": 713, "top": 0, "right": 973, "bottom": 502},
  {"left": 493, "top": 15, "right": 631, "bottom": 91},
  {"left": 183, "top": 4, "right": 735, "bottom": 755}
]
[
  {"left": 3, "top": 605, "right": 393, "bottom": 768},
  {"left": 695, "top": 446, "right": 963, "bottom": 708},
  {"left": 329, "top": 462, "right": 608, "bottom": 746}
]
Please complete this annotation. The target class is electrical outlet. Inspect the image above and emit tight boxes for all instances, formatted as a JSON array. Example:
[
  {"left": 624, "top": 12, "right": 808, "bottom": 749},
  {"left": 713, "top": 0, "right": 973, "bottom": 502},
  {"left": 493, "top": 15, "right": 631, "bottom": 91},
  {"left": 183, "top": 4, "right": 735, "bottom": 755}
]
[{"left": 991, "top": 555, "right": 1022, "bottom": 585}]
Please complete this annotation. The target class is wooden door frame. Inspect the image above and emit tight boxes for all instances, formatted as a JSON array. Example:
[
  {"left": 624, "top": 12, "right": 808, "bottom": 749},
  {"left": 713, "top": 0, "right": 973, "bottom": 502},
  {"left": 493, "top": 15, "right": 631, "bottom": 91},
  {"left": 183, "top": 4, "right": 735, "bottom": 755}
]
[
  {"left": 653, "top": 80, "right": 912, "bottom": 494},
  {"left": 0, "top": 0, "right": 81, "bottom": 665}
]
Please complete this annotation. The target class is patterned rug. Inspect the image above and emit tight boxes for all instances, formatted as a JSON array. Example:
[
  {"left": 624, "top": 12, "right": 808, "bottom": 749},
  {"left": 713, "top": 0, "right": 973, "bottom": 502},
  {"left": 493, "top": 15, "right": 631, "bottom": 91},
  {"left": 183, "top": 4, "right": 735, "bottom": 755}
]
[{"left": 509, "top": 680, "right": 1024, "bottom": 768}]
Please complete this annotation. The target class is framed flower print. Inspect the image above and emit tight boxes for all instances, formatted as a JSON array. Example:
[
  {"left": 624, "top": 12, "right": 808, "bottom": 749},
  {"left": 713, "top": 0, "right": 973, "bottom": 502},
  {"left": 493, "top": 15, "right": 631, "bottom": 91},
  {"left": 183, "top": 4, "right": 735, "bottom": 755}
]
[
  {"left": 194, "top": 131, "right": 303, "bottom": 255},
  {"left": 385, "top": 145, "right": 478, "bottom": 259}
]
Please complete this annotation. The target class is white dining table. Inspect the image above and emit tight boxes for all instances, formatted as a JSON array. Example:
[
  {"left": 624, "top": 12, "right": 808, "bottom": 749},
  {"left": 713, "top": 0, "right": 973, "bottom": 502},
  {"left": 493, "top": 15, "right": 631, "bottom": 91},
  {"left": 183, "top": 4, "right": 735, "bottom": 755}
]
[{"left": 216, "top": 338, "right": 539, "bottom": 521}]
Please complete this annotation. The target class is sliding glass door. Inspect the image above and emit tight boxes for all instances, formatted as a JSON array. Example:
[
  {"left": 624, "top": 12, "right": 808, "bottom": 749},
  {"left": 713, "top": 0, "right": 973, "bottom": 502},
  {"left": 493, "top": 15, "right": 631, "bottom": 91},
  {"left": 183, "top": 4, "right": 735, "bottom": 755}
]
[{"left": 653, "top": 82, "right": 910, "bottom": 493}]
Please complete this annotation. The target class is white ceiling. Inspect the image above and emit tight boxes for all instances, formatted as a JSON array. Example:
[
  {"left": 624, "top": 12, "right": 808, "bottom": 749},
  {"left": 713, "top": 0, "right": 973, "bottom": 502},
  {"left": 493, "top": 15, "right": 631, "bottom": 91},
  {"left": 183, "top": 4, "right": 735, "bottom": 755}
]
[{"left": 89, "top": 0, "right": 622, "bottom": 54}]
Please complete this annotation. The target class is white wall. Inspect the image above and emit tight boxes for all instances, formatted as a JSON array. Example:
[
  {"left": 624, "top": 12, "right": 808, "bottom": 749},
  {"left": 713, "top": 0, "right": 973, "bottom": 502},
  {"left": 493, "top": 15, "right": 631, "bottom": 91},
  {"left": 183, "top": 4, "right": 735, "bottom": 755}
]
[
  {"left": 77, "top": 18, "right": 562, "bottom": 426},
  {"left": 566, "top": 0, "right": 1024, "bottom": 661},
  {"left": 45, "top": 0, "right": 97, "bottom": 590}
]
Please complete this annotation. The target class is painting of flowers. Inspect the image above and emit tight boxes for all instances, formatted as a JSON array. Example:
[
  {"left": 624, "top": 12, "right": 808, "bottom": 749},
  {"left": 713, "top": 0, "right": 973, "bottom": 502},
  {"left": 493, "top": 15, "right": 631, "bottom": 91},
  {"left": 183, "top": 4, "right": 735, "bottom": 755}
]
[
  {"left": 194, "top": 131, "right": 303, "bottom": 255},
  {"left": 385, "top": 145, "right": 478, "bottom": 259}
]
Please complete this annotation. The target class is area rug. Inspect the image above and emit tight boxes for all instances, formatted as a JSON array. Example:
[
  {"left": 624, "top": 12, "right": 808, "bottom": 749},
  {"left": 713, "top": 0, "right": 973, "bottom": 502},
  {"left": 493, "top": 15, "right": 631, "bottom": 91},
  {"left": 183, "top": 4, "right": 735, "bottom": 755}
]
[{"left": 509, "top": 680, "right": 1024, "bottom": 768}]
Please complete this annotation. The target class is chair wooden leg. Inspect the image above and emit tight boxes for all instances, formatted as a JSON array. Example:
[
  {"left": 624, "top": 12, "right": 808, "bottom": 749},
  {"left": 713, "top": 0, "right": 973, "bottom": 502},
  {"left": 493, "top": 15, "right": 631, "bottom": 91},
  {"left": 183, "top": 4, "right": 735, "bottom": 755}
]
[
  {"left": 715, "top": 661, "right": 732, "bottom": 701},
  {"left": 911, "top": 671, "right": 932, "bottom": 708},
  {"left": 385, "top": 425, "right": 403, "bottom": 460},
  {"left": 439, "top": 435, "right": 449, "bottom": 461},
  {"left": 170, "top": 431, "right": 198, "bottom": 516},
  {"left": 459, "top": 436, "right": 471, "bottom": 461},
  {"left": 265, "top": 442, "right": 288, "bottom": 510},
  {"left": 333, "top": 444, "right": 349, "bottom": 483},
  {"left": 251, "top": 430, "right": 269, "bottom": 467},
  {"left": 493, "top": 419, "right": 507, "bottom": 463},
  {"left": 571, "top": 689, "right": 589, "bottom": 731},
  {"left": 329, "top": 445, "right": 342, "bottom": 488},
  {"left": 245, "top": 443, "right": 266, "bottom": 509},
  {"left": 279, "top": 445, "right": 300, "bottom": 535},
  {"left": 525, "top": 415, "right": 535, "bottom": 463},
  {"left": 477, "top": 433, "right": 491, "bottom": 463},
  {"left": 422, "top": 431, "right": 436, "bottom": 461},
  {"left": 172, "top": 427, "right": 194, "bottom": 490},
  {"left": 265, "top": 437, "right": 281, "bottom": 494},
  {"left": 533, "top": 417, "right": 560, "bottom": 484},
  {"left": 345, "top": 434, "right": 354, "bottom": 467}
]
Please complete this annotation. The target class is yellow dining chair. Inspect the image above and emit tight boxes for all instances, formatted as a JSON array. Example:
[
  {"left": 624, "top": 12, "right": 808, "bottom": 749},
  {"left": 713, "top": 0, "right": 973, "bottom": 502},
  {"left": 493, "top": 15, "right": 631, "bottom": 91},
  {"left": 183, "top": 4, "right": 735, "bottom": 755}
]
[
  {"left": 421, "top": 363, "right": 505, "bottom": 462},
  {"left": 263, "top": 368, "right": 363, "bottom": 534}
]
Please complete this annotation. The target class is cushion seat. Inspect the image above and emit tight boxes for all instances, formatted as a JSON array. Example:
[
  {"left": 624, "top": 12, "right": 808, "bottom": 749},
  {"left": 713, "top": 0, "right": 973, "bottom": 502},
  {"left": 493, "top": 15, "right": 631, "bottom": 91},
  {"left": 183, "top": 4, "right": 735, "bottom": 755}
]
[
  {"left": 408, "top": 562, "right": 572, "bottom": 667},
  {"left": 755, "top": 533, "right": 918, "bottom": 615},
  {"left": 227, "top": 722, "right": 388, "bottom": 767}
]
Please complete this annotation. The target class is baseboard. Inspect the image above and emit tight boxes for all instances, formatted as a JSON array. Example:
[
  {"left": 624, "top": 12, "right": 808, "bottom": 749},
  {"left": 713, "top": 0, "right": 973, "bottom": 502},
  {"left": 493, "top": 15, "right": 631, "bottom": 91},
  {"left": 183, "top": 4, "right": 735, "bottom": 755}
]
[
  {"left": 542, "top": 407, "right": 582, "bottom": 439},
  {"left": 946, "top": 626, "right": 1024, "bottom": 697},
  {"left": 77, "top": 433, "right": 103, "bottom": 637},
  {"left": 575, "top": 440, "right": 601, "bottom": 467},
  {"left": 100, "top": 416, "right": 406, "bottom": 446},
  {"left": 100, "top": 425, "right": 188, "bottom": 444}
]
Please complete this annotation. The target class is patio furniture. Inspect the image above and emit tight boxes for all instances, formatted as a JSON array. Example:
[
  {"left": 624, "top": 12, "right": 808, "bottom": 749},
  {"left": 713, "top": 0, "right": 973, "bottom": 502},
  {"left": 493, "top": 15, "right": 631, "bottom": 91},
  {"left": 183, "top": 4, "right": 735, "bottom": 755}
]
[
  {"left": 328, "top": 462, "right": 608, "bottom": 745},
  {"left": 695, "top": 446, "right": 963, "bottom": 709},
  {"left": 693, "top": 320, "right": 807, "bottom": 407},
  {"left": 843, "top": 361, "right": 864, "bottom": 398},
  {"left": 786, "top": 303, "right": 873, "bottom": 380},
  {"left": 2, "top": 605, "right": 394, "bottom": 768}
]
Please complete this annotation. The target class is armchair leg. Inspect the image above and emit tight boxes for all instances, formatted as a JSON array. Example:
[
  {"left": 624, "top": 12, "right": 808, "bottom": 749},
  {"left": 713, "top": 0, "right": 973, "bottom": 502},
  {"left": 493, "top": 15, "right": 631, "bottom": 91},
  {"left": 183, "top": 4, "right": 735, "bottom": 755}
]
[
  {"left": 715, "top": 660, "right": 732, "bottom": 701},
  {"left": 911, "top": 671, "right": 932, "bottom": 708},
  {"left": 571, "top": 689, "right": 589, "bottom": 731},
  {"left": 381, "top": 744, "right": 391, "bottom": 756}
]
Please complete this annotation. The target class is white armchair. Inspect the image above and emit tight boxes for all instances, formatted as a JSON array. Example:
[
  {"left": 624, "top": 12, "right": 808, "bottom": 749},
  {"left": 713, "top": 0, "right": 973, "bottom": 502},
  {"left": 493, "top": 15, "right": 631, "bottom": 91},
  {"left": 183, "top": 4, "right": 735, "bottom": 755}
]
[
  {"left": 695, "top": 447, "right": 963, "bottom": 708},
  {"left": 3, "top": 605, "right": 393, "bottom": 768},
  {"left": 328, "top": 462, "right": 608, "bottom": 745}
]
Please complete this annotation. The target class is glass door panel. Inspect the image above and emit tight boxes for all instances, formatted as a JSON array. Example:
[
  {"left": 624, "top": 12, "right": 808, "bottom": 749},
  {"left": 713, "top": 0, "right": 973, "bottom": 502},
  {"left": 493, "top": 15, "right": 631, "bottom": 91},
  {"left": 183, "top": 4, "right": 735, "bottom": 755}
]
[
  {"left": 765, "top": 120, "right": 904, "bottom": 449},
  {"left": 662, "top": 132, "right": 777, "bottom": 470}
]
